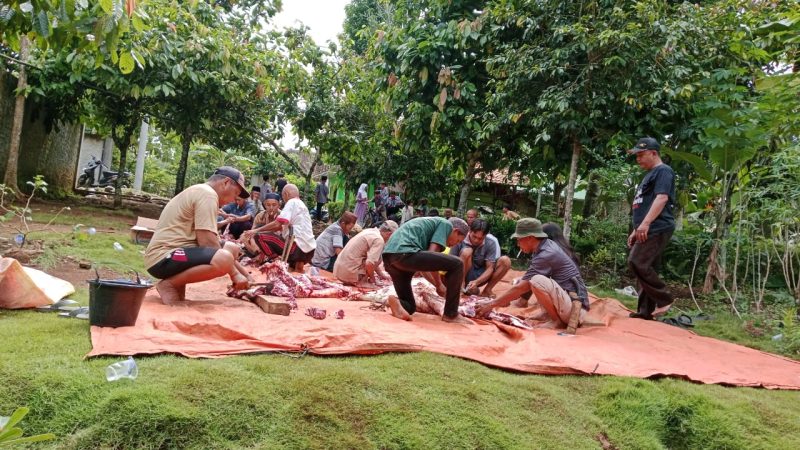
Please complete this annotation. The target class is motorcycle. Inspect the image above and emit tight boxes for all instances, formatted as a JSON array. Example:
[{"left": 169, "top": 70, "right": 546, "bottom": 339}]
[{"left": 77, "top": 156, "right": 131, "bottom": 189}]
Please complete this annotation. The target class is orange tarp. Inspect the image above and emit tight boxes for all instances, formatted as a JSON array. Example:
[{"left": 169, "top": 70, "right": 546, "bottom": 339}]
[{"left": 88, "top": 274, "right": 800, "bottom": 390}]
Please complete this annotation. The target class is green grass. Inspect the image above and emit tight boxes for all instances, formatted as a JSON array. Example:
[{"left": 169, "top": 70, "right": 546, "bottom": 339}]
[
  {"left": 2, "top": 309, "right": 800, "bottom": 450},
  {"left": 3, "top": 203, "right": 800, "bottom": 449}
]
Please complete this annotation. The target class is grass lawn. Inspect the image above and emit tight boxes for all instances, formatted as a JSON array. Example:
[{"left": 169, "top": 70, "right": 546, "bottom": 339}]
[{"left": 2, "top": 203, "right": 800, "bottom": 449}]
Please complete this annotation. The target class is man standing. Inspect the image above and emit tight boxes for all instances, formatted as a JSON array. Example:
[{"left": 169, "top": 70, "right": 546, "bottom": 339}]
[
  {"left": 314, "top": 175, "right": 329, "bottom": 221},
  {"left": 145, "top": 167, "right": 252, "bottom": 305},
  {"left": 334, "top": 220, "right": 399, "bottom": 287},
  {"left": 275, "top": 173, "right": 288, "bottom": 196},
  {"left": 217, "top": 195, "right": 255, "bottom": 240},
  {"left": 627, "top": 137, "right": 676, "bottom": 320},
  {"left": 253, "top": 184, "right": 316, "bottom": 272},
  {"left": 382, "top": 216, "right": 472, "bottom": 324},
  {"left": 311, "top": 212, "right": 357, "bottom": 271},
  {"left": 476, "top": 218, "right": 590, "bottom": 329},
  {"left": 449, "top": 218, "right": 512, "bottom": 297},
  {"left": 260, "top": 174, "right": 273, "bottom": 194}
]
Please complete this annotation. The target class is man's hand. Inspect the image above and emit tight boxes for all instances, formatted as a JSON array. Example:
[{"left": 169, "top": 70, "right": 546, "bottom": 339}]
[
  {"left": 629, "top": 222, "right": 650, "bottom": 246},
  {"left": 231, "top": 273, "right": 249, "bottom": 291},
  {"left": 475, "top": 300, "right": 497, "bottom": 317},
  {"left": 240, "top": 230, "right": 254, "bottom": 241},
  {"left": 436, "top": 283, "right": 446, "bottom": 297}
]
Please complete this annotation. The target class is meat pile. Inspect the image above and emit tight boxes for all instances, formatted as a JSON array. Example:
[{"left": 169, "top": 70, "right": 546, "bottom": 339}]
[
  {"left": 227, "top": 261, "right": 354, "bottom": 307},
  {"left": 354, "top": 278, "right": 532, "bottom": 330},
  {"left": 259, "top": 261, "right": 353, "bottom": 298}
]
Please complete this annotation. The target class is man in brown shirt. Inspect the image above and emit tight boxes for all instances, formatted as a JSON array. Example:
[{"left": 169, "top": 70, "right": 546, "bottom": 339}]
[
  {"left": 333, "top": 220, "right": 399, "bottom": 286},
  {"left": 145, "top": 167, "right": 252, "bottom": 304}
]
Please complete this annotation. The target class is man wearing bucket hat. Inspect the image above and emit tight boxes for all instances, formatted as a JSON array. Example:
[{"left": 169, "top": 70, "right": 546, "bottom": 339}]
[
  {"left": 476, "top": 218, "right": 590, "bottom": 329},
  {"left": 627, "top": 137, "right": 676, "bottom": 320},
  {"left": 145, "top": 166, "right": 253, "bottom": 305}
]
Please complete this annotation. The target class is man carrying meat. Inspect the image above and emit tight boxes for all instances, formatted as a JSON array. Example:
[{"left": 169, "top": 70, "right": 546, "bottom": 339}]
[
  {"left": 476, "top": 218, "right": 590, "bottom": 329},
  {"left": 334, "top": 220, "right": 399, "bottom": 287},
  {"left": 382, "top": 216, "right": 472, "bottom": 324},
  {"left": 145, "top": 167, "right": 253, "bottom": 305},
  {"left": 251, "top": 184, "right": 316, "bottom": 272}
]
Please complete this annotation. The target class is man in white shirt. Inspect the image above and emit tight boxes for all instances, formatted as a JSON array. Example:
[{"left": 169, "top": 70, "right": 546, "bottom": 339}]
[{"left": 253, "top": 184, "right": 316, "bottom": 272}]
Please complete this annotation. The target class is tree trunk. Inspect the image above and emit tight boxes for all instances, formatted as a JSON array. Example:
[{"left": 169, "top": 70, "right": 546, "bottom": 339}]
[
  {"left": 175, "top": 127, "right": 192, "bottom": 195},
  {"left": 3, "top": 35, "right": 30, "bottom": 195},
  {"left": 562, "top": 137, "right": 582, "bottom": 239},
  {"left": 111, "top": 125, "right": 137, "bottom": 209},
  {"left": 456, "top": 156, "right": 479, "bottom": 214},
  {"left": 552, "top": 181, "right": 564, "bottom": 217},
  {"left": 702, "top": 173, "right": 736, "bottom": 293},
  {"left": 581, "top": 171, "right": 599, "bottom": 219}
]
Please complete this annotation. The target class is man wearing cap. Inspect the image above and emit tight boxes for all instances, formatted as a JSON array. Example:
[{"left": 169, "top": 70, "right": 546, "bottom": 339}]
[
  {"left": 627, "top": 137, "right": 676, "bottom": 319},
  {"left": 250, "top": 184, "right": 316, "bottom": 272},
  {"left": 334, "top": 220, "right": 399, "bottom": 287},
  {"left": 382, "top": 217, "right": 472, "bottom": 324},
  {"left": 145, "top": 167, "right": 253, "bottom": 305},
  {"left": 476, "top": 218, "right": 590, "bottom": 329}
]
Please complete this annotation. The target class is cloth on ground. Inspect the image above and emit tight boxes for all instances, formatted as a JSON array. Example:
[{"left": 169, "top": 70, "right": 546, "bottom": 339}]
[
  {"left": 87, "top": 271, "right": 800, "bottom": 390},
  {"left": 0, "top": 257, "right": 75, "bottom": 309}
]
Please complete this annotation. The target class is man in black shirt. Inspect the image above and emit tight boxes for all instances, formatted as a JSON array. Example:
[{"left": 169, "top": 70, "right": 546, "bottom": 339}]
[{"left": 627, "top": 137, "right": 676, "bottom": 320}]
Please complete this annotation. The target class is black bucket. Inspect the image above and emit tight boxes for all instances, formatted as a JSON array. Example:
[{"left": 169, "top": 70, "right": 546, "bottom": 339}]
[{"left": 88, "top": 270, "right": 152, "bottom": 327}]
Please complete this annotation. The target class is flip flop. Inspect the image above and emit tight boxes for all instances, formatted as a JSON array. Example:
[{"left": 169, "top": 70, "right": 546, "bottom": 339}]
[
  {"left": 676, "top": 314, "right": 694, "bottom": 328},
  {"left": 58, "top": 306, "right": 89, "bottom": 320},
  {"left": 35, "top": 298, "right": 79, "bottom": 313},
  {"left": 694, "top": 312, "right": 713, "bottom": 321}
]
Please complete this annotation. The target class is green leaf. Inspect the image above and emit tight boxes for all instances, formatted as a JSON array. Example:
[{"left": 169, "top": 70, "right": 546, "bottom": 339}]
[
  {"left": 32, "top": 11, "right": 50, "bottom": 38},
  {"left": 2, "top": 407, "right": 28, "bottom": 431},
  {"left": 663, "top": 149, "right": 713, "bottom": 181},
  {"left": 119, "top": 52, "right": 135, "bottom": 74},
  {"left": 99, "top": 0, "right": 112, "bottom": 14}
]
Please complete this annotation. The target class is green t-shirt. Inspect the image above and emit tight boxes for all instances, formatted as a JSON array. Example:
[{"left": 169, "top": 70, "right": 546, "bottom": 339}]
[{"left": 383, "top": 217, "right": 452, "bottom": 254}]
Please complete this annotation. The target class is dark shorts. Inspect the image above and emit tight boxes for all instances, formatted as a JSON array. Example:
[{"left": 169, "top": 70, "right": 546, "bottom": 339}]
[
  {"left": 147, "top": 247, "right": 218, "bottom": 280},
  {"left": 466, "top": 265, "right": 487, "bottom": 283}
]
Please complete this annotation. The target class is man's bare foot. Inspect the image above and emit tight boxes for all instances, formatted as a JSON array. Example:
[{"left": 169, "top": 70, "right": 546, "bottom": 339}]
[
  {"left": 509, "top": 298, "right": 529, "bottom": 308},
  {"left": 156, "top": 280, "right": 184, "bottom": 305},
  {"left": 442, "top": 314, "right": 473, "bottom": 325},
  {"left": 387, "top": 295, "right": 412, "bottom": 321}
]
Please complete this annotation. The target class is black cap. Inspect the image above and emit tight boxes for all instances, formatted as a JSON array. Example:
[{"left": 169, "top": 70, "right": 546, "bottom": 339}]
[
  {"left": 214, "top": 166, "right": 249, "bottom": 198},
  {"left": 628, "top": 138, "right": 661, "bottom": 155},
  {"left": 628, "top": 137, "right": 660, "bottom": 154}
]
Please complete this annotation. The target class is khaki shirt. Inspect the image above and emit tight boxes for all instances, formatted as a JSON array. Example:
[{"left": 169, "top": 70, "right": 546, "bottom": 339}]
[
  {"left": 333, "top": 228, "right": 385, "bottom": 283},
  {"left": 144, "top": 184, "right": 219, "bottom": 269}
]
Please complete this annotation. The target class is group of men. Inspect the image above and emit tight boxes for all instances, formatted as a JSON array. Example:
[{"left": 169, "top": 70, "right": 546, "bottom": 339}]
[{"left": 143, "top": 136, "right": 676, "bottom": 328}]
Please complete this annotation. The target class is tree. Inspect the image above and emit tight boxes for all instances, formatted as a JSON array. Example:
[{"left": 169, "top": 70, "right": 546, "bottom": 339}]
[{"left": 486, "top": 0, "right": 718, "bottom": 238}]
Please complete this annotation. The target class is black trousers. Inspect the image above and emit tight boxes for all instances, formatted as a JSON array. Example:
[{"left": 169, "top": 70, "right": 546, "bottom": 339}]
[
  {"left": 628, "top": 230, "right": 673, "bottom": 316},
  {"left": 383, "top": 252, "right": 463, "bottom": 318},
  {"left": 315, "top": 202, "right": 325, "bottom": 221}
]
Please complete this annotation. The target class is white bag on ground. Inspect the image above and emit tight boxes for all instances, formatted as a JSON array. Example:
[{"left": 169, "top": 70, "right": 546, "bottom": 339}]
[{"left": 0, "top": 257, "right": 76, "bottom": 309}]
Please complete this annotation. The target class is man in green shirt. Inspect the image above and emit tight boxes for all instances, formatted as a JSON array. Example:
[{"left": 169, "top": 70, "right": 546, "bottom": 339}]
[{"left": 382, "top": 217, "right": 471, "bottom": 324}]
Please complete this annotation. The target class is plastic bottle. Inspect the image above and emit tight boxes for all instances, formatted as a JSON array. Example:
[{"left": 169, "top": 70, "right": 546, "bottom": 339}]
[
  {"left": 113, "top": 242, "right": 124, "bottom": 251},
  {"left": 106, "top": 357, "right": 138, "bottom": 381},
  {"left": 14, "top": 234, "right": 24, "bottom": 245},
  {"left": 87, "top": 227, "right": 97, "bottom": 236}
]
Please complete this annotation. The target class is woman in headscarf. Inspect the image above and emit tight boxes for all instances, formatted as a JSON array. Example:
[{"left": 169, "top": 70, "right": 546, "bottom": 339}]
[{"left": 354, "top": 183, "right": 369, "bottom": 226}]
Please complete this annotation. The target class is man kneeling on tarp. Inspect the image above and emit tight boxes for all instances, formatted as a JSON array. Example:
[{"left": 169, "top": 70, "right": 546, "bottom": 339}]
[
  {"left": 145, "top": 167, "right": 253, "bottom": 305},
  {"left": 382, "top": 216, "right": 472, "bottom": 324},
  {"left": 476, "top": 218, "right": 590, "bottom": 329}
]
